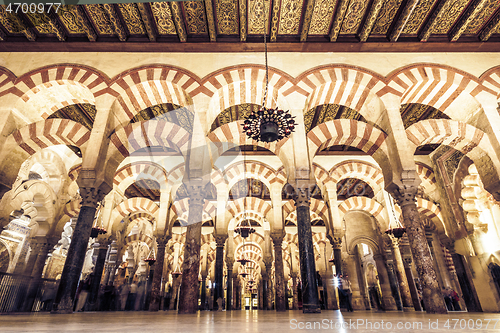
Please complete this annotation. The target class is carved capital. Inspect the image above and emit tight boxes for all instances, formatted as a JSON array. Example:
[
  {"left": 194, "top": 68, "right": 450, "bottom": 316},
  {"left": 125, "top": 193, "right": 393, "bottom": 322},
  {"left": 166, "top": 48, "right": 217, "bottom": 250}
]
[
  {"left": 330, "top": 236, "right": 342, "bottom": 250},
  {"left": 392, "top": 184, "right": 419, "bottom": 207},
  {"left": 403, "top": 256, "right": 412, "bottom": 267},
  {"left": 185, "top": 181, "right": 209, "bottom": 207},
  {"left": 271, "top": 232, "right": 284, "bottom": 247},
  {"left": 215, "top": 234, "right": 227, "bottom": 247},
  {"left": 96, "top": 237, "right": 112, "bottom": 249},
  {"left": 292, "top": 187, "right": 311, "bottom": 208},
  {"left": 80, "top": 187, "right": 106, "bottom": 208},
  {"left": 156, "top": 235, "right": 171, "bottom": 248}
]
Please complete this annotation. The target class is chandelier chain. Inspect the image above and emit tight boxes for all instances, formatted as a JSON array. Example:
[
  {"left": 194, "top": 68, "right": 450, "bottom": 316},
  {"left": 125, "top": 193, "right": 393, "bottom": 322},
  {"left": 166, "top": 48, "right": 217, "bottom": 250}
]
[{"left": 262, "top": 0, "right": 268, "bottom": 109}]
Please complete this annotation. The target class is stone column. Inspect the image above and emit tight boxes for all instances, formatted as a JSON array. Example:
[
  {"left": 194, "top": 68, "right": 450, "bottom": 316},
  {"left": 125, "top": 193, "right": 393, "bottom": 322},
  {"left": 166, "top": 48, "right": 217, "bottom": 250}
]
[
  {"left": 149, "top": 235, "right": 170, "bottom": 311},
  {"left": 391, "top": 239, "right": 413, "bottom": 309},
  {"left": 178, "top": 182, "right": 206, "bottom": 314},
  {"left": 293, "top": 185, "right": 321, "bottom": 313},
  {"left": 431, "top": 233, "right": 453, "bottom": 289},
  {"left": 344, "top": 254, "right": 365, "bottom": 310},
  {"left": 263, "top": 260, "right": 273, "bottom": 309},
  {"left": 384, "top": 253, "right": 404, "bottom": 310},
  {"left": 53, "top": 186, "right": 107, "bottom": 313},
  {"left": 233, "top": 274, "right": 241, "bottom": 310},
  {"left": 330, "top": 237, "right": 342, "bottom": 277},
  {"left": 200, "top": 274, "right": 207, "bottom": 310},
  {"left": 373, "top": 254, "right": 398, "bottom": 310},
  {"left": 23, "top": 236, "right": 58, "bottom": 311},
  {"left": 169, "top": 273, "right": 182, "bottom": 310},
  {"left": 213, "top": 234, "right": 227, "bottom": 310},
  {"left": 402, "top": 251, "right": 423, "bottom": 311},
  {"left": 226, "top": 258, "right": 233, "bottom": 311},
  {"left": 87, "top": 239, "right": 111, "bottom": 311},
  {"left": 393, "top": 185, "right": 447, "bottom": 313},
  {"left": 271, "top": 233, "right": 286, "bottom": 311},
  {"left": 291, "top": 273, "right": 299, "bottom": 310}
]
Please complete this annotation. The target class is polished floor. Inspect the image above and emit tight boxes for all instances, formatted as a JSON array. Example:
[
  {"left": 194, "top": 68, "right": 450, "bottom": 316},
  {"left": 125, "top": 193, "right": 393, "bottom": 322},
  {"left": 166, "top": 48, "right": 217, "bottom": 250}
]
[{"left": 1, "top": 310, "right": 500, "bottom": 333}]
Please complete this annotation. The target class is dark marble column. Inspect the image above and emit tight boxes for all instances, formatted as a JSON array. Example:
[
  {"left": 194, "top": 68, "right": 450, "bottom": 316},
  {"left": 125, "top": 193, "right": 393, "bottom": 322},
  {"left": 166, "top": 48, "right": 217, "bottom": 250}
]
[
  {"left": 291, "top": 273, "right": 299, "bottom": 310},
  {"left": 149, "top": 235, "right": 170, "bottom": 311},
  {"left": 169, "top": 274, "right": 181, "bottom": 310},
  {"left": 373, "top": 254, "right": 398, "bottom": 310},
  {"left": 226, "top": 258, "right": 233, "bottom": 311},
  {"left": 178, "top": 183, "right": 205, "bottom": 314},
  {"left": 261, "top": 273, "right": 268, "bottom": 310},
  {"left": 213, "top": 235, "right": 227, "bottom": 311},
  {"left": 384, "top": 254, "right": 404, "bottom": 310},
  {"left": 233, "top": 274, "right": 241, "bottom": 310},
  {"left": 393, "top": 185, "right": 447, "bottom": 314},
  {"left": 293, "top": 186, "right": 321, "bottom": 313},
  {"left": 200, "top": 274, "right": 207, "bottom": 310},
  {"left": 264, "top": 260, "right": 273, "bottom": 309},
  {"left": 329, "top": 237, "right": 342, "bottom": 277},
  {"left": 53, "top": 187, "right": 106, "bottom": 313},
  {"left": 22, "top": 236, "right": 58, "bottom": 311},
  {"left": 391, "top": 239, "right": 413, "bottom": 308},
  {"left": 271, "top": 234, "right": 286, "bottom": 312},
  {"left": 403, "top": 255, "right": 423, "bottom": 311},
  {"left": 87, "top": 239, "right": 110, "bottom": 311}
]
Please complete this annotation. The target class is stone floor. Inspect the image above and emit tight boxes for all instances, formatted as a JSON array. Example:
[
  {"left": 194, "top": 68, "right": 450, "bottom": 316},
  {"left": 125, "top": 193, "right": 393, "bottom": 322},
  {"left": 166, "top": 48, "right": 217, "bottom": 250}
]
[{"left": 1, "top": 310, "right": 500, "bottom": 333}]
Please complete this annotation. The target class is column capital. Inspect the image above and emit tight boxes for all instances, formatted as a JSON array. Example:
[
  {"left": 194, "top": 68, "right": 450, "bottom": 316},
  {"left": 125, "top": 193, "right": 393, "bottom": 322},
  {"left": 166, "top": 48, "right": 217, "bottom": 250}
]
[
  {"left": 292, "top": 186, "right": 312, "bottom": 208},
  {"left": 185, "top": 180, "right": 209, "bottom": 207},
  {"left": 328, "top": 236, "right": 342, "bottom": 250},
  {"left": 270, "top": 232, "right": 284, "bottom": 246},
  {"left": 215, "top": 234, "right": 227, "bottom": 247},
  {"left": 80, "top": 187, "right": 107, "bottom": 207},
  {"left": 391, "top": 184, "right": 419, "bottom": 207},
  {"left": 156, "top": 235, "right": 172, "bottom": 247}
]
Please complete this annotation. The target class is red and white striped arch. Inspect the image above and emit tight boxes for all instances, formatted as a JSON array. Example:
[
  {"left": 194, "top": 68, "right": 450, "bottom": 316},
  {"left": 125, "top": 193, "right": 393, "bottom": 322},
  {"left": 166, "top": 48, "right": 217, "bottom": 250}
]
[
  {"left": 110, "top": 120, "right": 190, "bottom": 158},
  {"left": 224, "top": 161, "right": 286, "bottom": 190},
  {"left": 110, "top": 66, "right": 199, "bottom": 123},
  {"left": 313, "top": 164, "right": 331, "bottom": 190},
  {"left": 62, "top": 199, "right": 81, "bottom": 219},
  {"left": 338, "top": 196, "right": 384, "bottom": 220},
  {"left": 115, "top": 197, "right": 159, "bottom": 217},
  {"left": 167, "top": 163, "right": 185, "bottom": 187},
  {"left": 386, "top": 65, "right": 483, "bottom": 111},
  {"left": 480, "top": 67, "right": 500, "bottom": 99},
  {"left": 283, "top": 199, "right": 295, "bottom": 216},
  {"left": 113, "top": 161, "right": 168, "bottom": 192},
  {"left": 124, "top": 232, "right": 153, "bottom": 248},
  {"left": 312, "top": 232, "right": 327, "bottom": 246},
  {"left": 210, "top": 168, "right": 225, "bottom": 187},
  {"left": 171, "top": 198, "right": 216, "bottom": 221},
  {"left": 231, "top": 211, "right": 268, "bottom": 229},
  {"left": 405, "top": 119, "right": 491, "bottom": 158},
  {"left": 12, "top": 119, "right": 91, "bottom": 155},
  {"left": 307, "top": 119, "right": 388, "bottom": 159},
  {"left": 416, "top": 197, "right": 447, "bottom": 235},
  {"left": 297, "top": 66, "right": 386, "bottom": 113},
  {"left": 285, "top": 210, "right": 321, "bottom": 224},
  {"left": 201, "top": 66, "right": 294, "bottom": 130},
  {"left": 227, "top": 197, "right": 272, "bottom": 218},
  {"left": 330, "top": 161, "right": 384, "bottom": 194},
  {"left": 416, "top": 163, "right": 437, "bottom": 194}
]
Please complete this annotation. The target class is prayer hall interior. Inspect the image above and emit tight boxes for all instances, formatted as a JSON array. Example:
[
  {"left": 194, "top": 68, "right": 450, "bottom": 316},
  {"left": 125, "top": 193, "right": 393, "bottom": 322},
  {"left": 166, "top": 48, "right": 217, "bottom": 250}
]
[{"left": 1, "top": 1, "right": 500, "bottom": 324}]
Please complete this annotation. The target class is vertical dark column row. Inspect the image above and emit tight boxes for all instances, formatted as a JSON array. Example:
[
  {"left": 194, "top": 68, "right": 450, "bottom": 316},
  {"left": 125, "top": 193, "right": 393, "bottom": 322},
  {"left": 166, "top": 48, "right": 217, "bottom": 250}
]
[
  {"left": 272, "top": 234, "right": 286, "bottom": 311},
  {"left": 213, "top": 235, "right": 226, "bottom": 310},
  {"left": 226, "top": 259, "right": 233, "bottom": 311},
  {"left": 178, "top": 183, "right": 206, "bottom": 314},
  {"left": 394, "top": 186, "right": 447, "bottom": 314},
  {"left": 149, "top": 236, "right": 170, "bottom": 311},
  {"left": 293, "top": 186, "right": 321, "bottom": 313},
  {"left": 200, "top": 275, "right": 207, "bottom": 310},
  {"left": 53, "top": 187, "right": 106, "bottom": 313},
  {"left": 391, "top": 239, "right": 414, "bottom": 308},
  {"left": 87, "top": 240, "right": 110, "bottom": 311}
]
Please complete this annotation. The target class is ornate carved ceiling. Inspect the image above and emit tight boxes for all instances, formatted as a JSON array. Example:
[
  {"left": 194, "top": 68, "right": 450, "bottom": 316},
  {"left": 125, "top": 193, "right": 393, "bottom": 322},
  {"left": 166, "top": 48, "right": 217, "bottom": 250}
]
[{"left": 0, "top": 0, "right": 499, "bottom": 51}]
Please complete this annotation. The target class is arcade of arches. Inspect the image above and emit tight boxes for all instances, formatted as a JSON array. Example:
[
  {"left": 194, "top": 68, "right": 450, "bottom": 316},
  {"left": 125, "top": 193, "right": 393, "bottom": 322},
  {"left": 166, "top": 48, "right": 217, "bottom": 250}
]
[{"left": 2, "top": 52, "right": 500, "bottom": 316}]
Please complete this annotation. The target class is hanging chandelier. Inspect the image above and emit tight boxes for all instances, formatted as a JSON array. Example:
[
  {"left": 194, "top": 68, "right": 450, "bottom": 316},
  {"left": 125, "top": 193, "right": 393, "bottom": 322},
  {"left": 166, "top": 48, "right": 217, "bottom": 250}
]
[
  {"left": 236, "top": 240, "right": 251, "bottom": 266},
  {"left": 385, "top": 195, "right": 406, "bottom": 239},
  {"left": 241, "top": 2, "right": 297, "bottom": 143},
  {"left": 234, "top": 213, "right": 256, "bottom": 239},
  {"left": 90, "top": 200, "right": 107, "bottom": 239},
  {"left": 144, "top": 241, "right": 157, "bottom": 266}
]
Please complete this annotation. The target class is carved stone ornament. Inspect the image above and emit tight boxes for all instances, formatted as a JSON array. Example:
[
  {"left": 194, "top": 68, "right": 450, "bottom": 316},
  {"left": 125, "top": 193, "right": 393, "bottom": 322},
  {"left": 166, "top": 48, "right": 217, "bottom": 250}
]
[
  {"left": 80, "top": 187, "right": 106, "bottom": 208},
  {"left": 271, "top": 233, "right": 284, "bottom": 247},
  {"left": 156, "top": 235, "right": 172, "bottom": 247},
  {"left": 292, "top": 187, "right": 311, "bottom": 208},
  {"left": 393, "top": 185, "right": 418, "bottom": 207},
  {"left": 186, "top": 184, "right": 206, "bottom": 207},
  {"left": 215, "top": 234, "right": 228, "bottom": 247},
  {"left": 331, "top": 237, "right": 342, "bottom": 249}
]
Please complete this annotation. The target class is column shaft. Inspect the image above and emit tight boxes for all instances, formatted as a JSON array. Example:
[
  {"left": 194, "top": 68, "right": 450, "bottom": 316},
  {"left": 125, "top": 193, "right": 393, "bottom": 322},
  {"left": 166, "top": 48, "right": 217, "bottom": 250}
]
[
  {"left": 87, "top": 243, "right": 108, "bottom": 311},
  {"left": 53, "top": 190, "right": 102, "bottom": 314},
  {"left": 213, "top": 239, "right": 225, "bottom": 310},
  {"left": 226, "top": 267, "right": 233, "bottom": 310},
  {"left": 149, "top": 238, "right": 168, "bottom": 311},
  {"left": 373, "top": 254, "right": 398, "bottom": 310},
  {"left": 272, "top": 237, "right": 286, "bottom": 311},
  {"left": 392, "top": 242, "right": 413, "bottom": 308},
  {"left": 294, "top": 188, "right": 321, "bottom": 313}
]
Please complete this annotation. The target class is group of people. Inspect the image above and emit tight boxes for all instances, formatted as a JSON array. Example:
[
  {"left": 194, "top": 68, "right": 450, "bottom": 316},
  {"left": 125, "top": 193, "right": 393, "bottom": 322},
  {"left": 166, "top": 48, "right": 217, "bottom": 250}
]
[{"left": 442, "top": 287, "right": 461, "bottom": 311}]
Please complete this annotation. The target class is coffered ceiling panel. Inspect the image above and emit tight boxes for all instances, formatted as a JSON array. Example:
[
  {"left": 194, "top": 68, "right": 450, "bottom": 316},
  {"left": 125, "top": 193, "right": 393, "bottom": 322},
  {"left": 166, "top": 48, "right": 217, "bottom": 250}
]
[
  {"left": 308, "top": 0, "right": 336, "bottom": 35},
  {"left": 0, "top": 1, "right": 499, "bottom": 49}
]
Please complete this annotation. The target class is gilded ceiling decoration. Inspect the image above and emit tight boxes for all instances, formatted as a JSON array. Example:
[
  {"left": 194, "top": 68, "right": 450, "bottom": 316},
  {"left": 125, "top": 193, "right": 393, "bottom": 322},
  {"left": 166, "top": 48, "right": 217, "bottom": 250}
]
[
  {"left": 125, "top": 179, "right": 161, "bottom": 201},
  {"left": 278, "top": 0, "right": 303, "bottom": 34},
  {"left": 248, "top": 0, "right": 270, "bottom": 34},
  {"left": 400, "top": 103, "right": 450, "bottom": 129},
  {"left": 57, "top": 5, "right": 86, "bottom": 34},
  {"left": 337, "top": 178, "right": 374, "bottom": 200},
  {"left": 117, "top": 3, "right": 146, "bottom": 35},
  {"left": 0, "top": 1, "right": 499, "bottom": 44},
  {"left": 47, "top": 103, "right": 96, "bottom": 130},
  {"left": 303, "top": 104, "right": 367, "bottom": 133},
  {"left": 340, "top": 0, "right": 370, "bottom": 34},
  {"left": 402, "top": 0, "right": 439, "bottom": 34},
  {"left": 430, "top": 0, "right": 469, "bottom": 34},
  {"left": 131, "top": 103, "right": 194, "bottom": 134},
  {"left": 464, "top": 0, "right": 500, "bottom": 34},
  {"left": 229, "top": 178, "right": 270, "bottom": 200},
  {"left": 216, "top": 0, "right": 238, "bottom": 35},
  {"left": 211, "top": 104, "right": 259, "bottom": 132},
  {"left": 150, "top": 2, "right": 177, "bottom": 35},
  {"left": 176, "top": 183, "right": 217, "bottom": 200},
  {"left": 86, "top": 4, "right": 114, "bottom": 34},
  {"left": 308, "top": 0, "right": 337, "bottom": 35},
  {"left": 184, "top": 1, "right": 208, "bottom": 34},
  {"left": 372, "top": 0, "right": 403, "bottom": 34}
]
